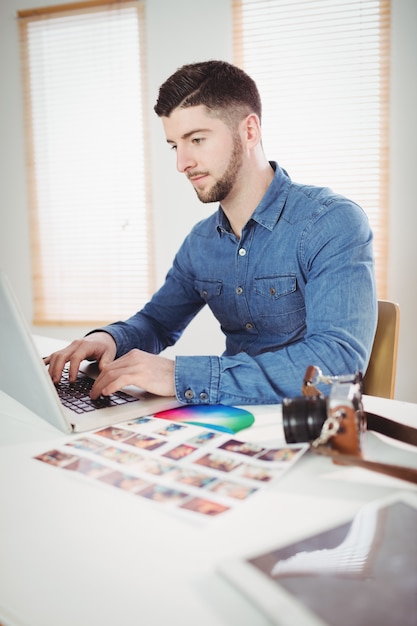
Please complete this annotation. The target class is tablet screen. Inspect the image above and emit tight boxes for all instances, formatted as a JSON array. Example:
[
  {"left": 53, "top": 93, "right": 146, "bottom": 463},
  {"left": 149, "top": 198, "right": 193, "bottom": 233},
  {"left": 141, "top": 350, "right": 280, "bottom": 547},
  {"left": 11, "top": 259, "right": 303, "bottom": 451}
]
[
  {"left": 219, "top": 494, "right": 417, "bottom": 626},
  {"left": 246, "top": 500, "right": 416, "bottom": 626}
]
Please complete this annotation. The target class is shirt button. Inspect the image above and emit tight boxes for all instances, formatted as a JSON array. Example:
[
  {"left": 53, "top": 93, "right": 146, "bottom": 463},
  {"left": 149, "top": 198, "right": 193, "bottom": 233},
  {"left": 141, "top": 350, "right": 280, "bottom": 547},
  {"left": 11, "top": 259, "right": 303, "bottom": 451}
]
[
  {"left": 245, "top": 323, "right": 253, "bottom": 330},
  {"left": 270, "top": 287, "right": 276, "bottom": 296},
  {"left": 238, "top": 248, "right": 246, "bottom": 256},
  {"left": 236, "top": 286, "right": 243, "bottom": 295},
  {"left": 185, "top": 389, "right": 194, "bottom": 400},
  {"left": 199, "top": 392, "right": 209, "bottom": 400}
]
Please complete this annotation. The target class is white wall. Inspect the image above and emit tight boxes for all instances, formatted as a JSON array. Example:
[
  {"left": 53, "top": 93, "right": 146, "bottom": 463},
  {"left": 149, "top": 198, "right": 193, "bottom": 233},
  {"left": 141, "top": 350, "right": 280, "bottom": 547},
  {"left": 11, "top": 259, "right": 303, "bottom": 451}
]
[
  {"left": 387, "top": 0, "right": 417, "bottom": 402},
  {"left": 0, "top": 0, "right": 416, "bottom": 401}
]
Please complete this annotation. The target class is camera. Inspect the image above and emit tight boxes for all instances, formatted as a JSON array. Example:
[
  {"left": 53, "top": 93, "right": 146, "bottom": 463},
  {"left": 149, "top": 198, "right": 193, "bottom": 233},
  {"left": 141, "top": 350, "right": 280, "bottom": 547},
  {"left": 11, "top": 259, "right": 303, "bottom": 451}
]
[{"left": 282, "top": 366, "right": 366, "bottom": 455}]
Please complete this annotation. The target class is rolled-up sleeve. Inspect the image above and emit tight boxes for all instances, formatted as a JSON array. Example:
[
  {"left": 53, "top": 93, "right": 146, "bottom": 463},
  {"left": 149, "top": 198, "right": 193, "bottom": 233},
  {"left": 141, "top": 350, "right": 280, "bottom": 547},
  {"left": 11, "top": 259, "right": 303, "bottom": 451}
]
[{"left": 175, "top": 355, "right": 221, "bottom": 403}]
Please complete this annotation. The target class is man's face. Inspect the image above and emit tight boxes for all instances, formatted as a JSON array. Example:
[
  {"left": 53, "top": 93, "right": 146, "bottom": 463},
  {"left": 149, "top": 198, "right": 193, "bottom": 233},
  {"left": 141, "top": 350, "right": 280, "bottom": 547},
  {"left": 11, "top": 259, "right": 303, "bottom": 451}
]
[{"left": 162, "top": 105, "right": 243, "bottom": 204}]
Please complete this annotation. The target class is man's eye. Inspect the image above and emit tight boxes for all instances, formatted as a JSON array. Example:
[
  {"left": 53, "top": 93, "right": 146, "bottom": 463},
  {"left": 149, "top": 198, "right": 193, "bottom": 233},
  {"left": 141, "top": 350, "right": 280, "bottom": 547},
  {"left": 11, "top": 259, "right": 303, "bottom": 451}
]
[
  {"left": 170, "top": 145, "right": 177, "bottom": 151},
  {"left": 192, "top": 137, "right": 203, "bottom": 145}
]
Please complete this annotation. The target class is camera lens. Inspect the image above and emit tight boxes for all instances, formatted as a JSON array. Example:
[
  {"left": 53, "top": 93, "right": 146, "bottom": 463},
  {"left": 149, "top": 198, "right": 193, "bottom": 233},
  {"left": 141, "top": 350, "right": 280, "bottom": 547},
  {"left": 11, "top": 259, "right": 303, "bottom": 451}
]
[{"left": 282, "top": 396, "right": 327, "bottom": 443}]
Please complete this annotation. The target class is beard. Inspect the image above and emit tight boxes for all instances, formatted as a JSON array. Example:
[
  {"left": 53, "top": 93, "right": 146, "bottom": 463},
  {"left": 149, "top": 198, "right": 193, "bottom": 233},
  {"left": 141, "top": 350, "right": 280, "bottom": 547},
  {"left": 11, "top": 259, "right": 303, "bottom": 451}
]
[{"left": 192, "top": 134, "right": 243, "bottom": 204}]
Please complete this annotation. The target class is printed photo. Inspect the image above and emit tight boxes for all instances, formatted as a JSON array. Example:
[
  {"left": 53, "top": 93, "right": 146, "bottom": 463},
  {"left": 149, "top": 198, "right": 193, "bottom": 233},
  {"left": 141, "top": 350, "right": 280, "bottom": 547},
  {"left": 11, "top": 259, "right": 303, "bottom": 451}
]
[
  {"left": 236, "top": 463, "right": 285, "bottom": 483},
  {"left": 35, "top": 449, "right": 78, "bottom": 467},
  {"left": 180, "top": 497, "right": 230, "bottom": 517},
  {"left": 95, "top": 426, "right": 132, "bottom": 442},
  {"left": 186, "top": 431, "right": 220, "bottom": 446},
  {"left": 96, "top": 446, "right": 143, "bottom": 465},
  {"left": 65, "top": 456, "right": 111, "bottom": 479},
  {"left": 155, "top": 423, "right": 187, "bottom": 437},
  {"left": 136, "top": 457, "right": 176, "bottom": 476},
  {"left": 208, "top": 479, "right": 258, "bottom": 500},
  {"left": 65, "top": 437, "right": 106, "bottom": 453},
  {"left": 97, "top": 470, "right": 149, "bottom": 493},
  {"left": 257, "top": 446, "right": 304, "bottom": 463},
  {"left": 125, "top": 416, "right": 153, "bottom": 427},
  {"left": 194, "top": 453, "right": 241, "bottom": 473},
  {"left": 140, "top": 484, "right": 188, "bottom": 505},
  {"left": 123, "top": 433, "right": 165, "bottom": 451},
  {"left": 163, "top": 443, "right": 197, "bottom": 461},
  {"left": 171, "top": 468, "right": 216, "bottom": 489},
  {"left": 219, "top": 439, "right": 265, "bottom": 457}
]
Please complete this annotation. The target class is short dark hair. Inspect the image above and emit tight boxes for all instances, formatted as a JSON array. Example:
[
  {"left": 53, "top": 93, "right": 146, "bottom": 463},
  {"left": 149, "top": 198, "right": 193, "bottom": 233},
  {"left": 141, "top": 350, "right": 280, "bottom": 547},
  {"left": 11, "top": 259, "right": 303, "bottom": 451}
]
[{"left": 154, "top": 60, "right": 262, "bottom": 126}]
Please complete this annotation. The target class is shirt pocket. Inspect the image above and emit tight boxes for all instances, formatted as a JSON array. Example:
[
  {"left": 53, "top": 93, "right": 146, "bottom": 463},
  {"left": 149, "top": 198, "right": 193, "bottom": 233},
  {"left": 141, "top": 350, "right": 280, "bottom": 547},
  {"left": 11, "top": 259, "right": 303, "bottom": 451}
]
[
  {"left": 253, "top": 274, "right": 305, "bottom": 333},
  {"left": 194, "top": 279, "right": 223, "bottom": 302},
  {"left": 194, "top": 279, "right": 231, "bottom": 327}
]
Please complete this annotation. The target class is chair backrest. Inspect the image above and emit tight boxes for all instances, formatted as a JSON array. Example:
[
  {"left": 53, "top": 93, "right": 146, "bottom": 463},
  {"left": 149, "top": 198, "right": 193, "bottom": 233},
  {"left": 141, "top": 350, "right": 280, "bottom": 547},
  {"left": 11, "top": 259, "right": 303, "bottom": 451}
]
[{"left": 363, "top": 300, "right": 400, "bottom": 399}]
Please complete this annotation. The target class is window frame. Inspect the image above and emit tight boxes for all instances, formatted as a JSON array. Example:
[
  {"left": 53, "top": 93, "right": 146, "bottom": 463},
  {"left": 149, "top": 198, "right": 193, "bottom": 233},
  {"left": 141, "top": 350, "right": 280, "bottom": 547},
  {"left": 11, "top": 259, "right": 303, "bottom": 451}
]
[{"left": 18, "top": 0, "right": 154, "bottom": 326}]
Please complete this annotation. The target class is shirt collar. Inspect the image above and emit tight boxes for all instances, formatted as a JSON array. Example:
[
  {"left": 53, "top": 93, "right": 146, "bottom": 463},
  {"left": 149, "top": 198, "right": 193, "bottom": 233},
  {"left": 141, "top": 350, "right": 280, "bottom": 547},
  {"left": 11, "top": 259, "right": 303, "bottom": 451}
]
[{"left": 216, "top": 161, "right": 291, "bottom": 235}]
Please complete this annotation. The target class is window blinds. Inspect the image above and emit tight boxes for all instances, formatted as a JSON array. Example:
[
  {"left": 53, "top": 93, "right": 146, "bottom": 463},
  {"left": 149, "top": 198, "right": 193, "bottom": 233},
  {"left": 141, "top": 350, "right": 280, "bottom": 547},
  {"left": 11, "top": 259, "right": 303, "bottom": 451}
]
[
  {"left": 18, "top": 0, "right": 153, "bottom": 325},
  {"left": 233, "top": 0, "right": 390, "bottom": 297}
]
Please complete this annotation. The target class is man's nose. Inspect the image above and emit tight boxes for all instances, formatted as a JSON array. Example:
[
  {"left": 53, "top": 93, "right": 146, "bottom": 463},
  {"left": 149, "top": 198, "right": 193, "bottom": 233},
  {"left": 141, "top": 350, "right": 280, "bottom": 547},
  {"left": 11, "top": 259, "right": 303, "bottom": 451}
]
[{"left": 176, "top": 146, "right": 196, "bottom": 173}]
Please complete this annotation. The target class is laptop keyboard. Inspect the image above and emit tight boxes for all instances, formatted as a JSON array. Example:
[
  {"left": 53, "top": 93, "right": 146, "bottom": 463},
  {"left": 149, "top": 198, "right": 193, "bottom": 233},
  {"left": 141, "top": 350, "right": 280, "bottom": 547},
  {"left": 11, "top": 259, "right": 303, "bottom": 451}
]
[{"left": 56, "top": 367, "right": 139, "bottom": 413}]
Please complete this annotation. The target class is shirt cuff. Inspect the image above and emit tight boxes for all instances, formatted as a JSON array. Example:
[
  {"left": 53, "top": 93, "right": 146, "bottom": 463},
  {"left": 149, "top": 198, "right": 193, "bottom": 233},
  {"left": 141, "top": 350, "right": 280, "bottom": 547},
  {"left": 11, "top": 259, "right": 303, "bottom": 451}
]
[{"left": 174, "top": 356, "right": 221, "bottom": 404}]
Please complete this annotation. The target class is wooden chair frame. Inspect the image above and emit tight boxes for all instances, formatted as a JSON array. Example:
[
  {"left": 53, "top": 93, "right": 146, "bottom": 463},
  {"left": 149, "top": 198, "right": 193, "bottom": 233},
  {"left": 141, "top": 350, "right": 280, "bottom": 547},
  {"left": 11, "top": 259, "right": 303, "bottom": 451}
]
[{"left": 363, "top": 300, "right": 400, "bottom": 399}]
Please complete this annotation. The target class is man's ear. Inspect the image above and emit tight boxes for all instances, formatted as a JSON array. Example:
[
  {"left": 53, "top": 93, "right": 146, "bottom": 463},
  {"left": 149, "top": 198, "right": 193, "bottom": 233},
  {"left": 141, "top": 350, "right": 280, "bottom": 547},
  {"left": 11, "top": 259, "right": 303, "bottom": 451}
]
[{"left": 241, "top": 113, "right": 262, "bottom": 147}]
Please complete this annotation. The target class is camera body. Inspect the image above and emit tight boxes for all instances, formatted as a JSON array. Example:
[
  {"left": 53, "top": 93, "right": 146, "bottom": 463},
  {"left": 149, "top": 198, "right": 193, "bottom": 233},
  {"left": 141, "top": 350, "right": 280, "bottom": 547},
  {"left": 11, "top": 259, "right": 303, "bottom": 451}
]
[{"left": 282, "top": 369, "right": 366, "bottom": 456}]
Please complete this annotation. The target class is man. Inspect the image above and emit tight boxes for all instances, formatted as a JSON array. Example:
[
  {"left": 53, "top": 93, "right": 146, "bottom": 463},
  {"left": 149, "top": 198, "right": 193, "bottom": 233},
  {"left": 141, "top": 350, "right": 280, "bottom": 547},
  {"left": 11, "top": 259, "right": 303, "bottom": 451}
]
[{"left": 46, "top": 60, "right": 377, "bottom": 405}]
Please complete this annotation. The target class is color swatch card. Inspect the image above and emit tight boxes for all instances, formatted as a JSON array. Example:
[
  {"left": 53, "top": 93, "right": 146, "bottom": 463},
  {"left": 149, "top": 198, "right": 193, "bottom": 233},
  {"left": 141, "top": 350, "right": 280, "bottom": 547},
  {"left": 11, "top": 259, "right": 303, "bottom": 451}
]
[{"left": 154, "top": 404, "right": 255, "bottom": 434}]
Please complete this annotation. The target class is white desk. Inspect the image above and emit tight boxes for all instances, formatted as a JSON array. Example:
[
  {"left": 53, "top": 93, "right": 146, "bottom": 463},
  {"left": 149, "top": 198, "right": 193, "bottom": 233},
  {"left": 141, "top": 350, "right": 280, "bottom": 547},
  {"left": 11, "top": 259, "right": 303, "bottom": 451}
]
[{"left": 1, "top": 340, "right": 416, "bottom": 626}]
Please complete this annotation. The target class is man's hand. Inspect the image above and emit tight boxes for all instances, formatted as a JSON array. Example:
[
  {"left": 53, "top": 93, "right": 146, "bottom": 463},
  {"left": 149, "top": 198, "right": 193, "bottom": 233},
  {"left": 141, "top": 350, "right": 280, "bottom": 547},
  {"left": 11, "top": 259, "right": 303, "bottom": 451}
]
[
  {"left": 44, "top": 332, "right": 117, "bottom": 384},
  {"left": 89, "top": 349, "right": 176, "bottom": 399}
]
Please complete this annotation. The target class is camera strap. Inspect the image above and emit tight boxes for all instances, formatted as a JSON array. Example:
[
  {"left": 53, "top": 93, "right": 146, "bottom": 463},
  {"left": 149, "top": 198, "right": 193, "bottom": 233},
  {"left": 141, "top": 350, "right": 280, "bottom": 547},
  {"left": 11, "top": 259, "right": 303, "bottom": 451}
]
[
  {"left": 312, "top": 411, "right": 417, "bottom": 484},
  {"left": 366, "top": 411, "right": 417, "bottom": 446}
]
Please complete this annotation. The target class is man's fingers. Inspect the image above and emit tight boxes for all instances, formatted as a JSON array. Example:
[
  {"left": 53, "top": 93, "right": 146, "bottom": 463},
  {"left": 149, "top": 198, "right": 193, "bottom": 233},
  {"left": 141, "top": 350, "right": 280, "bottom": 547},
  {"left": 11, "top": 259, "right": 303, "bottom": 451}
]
[
  {"left": 90, "top": 350, "right": 175, "bottom": 398},
  {"left": 47, "top": 349, "right": 80, "bottom": 384},
  {"left": 45, "top": 334, "right": 117, "bottom": 385},
  {"left": 46, "top": 341, "right": 90, "bottom": 383},
  {"left": 90, "top": 361, "right": 128, "bottom": 399}
]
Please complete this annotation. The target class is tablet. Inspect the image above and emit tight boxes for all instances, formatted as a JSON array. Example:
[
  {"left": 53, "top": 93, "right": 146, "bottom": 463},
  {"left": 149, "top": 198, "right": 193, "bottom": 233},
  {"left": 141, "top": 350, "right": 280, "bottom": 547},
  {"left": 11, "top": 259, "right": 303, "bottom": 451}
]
[{"left": 218, "top": 491, "right": 417, "bottom": 626}]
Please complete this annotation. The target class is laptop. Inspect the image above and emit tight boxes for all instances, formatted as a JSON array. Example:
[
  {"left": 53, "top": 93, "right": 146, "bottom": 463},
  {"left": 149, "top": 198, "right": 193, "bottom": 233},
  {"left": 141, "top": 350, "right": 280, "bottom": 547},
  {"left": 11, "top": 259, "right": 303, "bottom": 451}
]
[{"left": 0, "top": 270, "right": 181, "bottom": 433}]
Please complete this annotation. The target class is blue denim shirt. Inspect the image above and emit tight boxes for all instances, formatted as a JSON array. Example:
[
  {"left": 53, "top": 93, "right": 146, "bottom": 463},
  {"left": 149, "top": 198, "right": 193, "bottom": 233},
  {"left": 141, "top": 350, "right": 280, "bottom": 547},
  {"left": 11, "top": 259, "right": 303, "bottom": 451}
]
[{"left": 101, "top": 162, "right": 377, "bottom": 405}]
